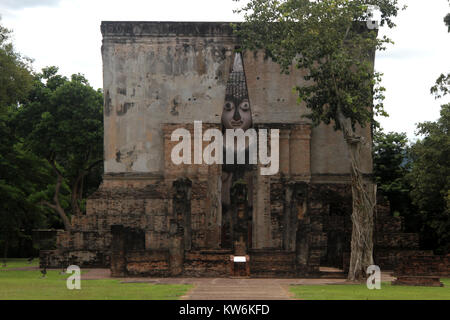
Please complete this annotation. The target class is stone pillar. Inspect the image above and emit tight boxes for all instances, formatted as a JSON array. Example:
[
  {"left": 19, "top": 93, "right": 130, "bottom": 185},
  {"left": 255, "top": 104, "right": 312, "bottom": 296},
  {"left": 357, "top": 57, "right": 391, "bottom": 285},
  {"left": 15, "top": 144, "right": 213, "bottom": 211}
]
[
  {"left": 163, "top": 124, "right": 187, "bottom": 179},
  {"left": 169, "top": 220, "right": 184, "bottom": 276},
  {"left": 205, "top": 166, "right": 222, "bottom": 249},
  {"left": 279, "top": 129, "right": 291, "bottom": 176},
  {"left": 172, "top": 178, "right": 192, "bottom": 251},
  {"left": 253, "top": 173, "right": 271, "bottom": 249},
  {"left": 110, "top": 225, "right": 126, "bottom": 277},
  {"left": 290, "top": 124, "right": 311, "bottom": 179}
]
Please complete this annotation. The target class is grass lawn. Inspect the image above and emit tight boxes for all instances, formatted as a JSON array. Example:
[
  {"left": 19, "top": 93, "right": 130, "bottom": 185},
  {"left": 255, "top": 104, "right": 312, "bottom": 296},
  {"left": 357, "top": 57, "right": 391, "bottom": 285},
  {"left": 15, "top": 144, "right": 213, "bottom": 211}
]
[
  {"left": 0, "top": 258, "right": 39, "bottom": 269},
  {"left": 290, "top": 279, "right": 450, "bottom": 300},
  {"left": 0, "top": 261, "right": 192, "bottom": 300}
]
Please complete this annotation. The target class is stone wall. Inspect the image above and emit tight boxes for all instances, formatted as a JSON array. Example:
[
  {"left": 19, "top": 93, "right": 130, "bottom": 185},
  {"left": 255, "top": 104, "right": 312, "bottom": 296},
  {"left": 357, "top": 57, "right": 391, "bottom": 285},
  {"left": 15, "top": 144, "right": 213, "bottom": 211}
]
[
  {"left": 101, "top": 21, "right": 373, "bottom": 176},
  {"left": 394, "top": 254, "right": 450, "bottom": 277},
  {"left": 392, "top": 253, "right": 449, "bottom": 287},
  {"left": 41, "top": 21, "right": 383, "bottom": 277}
]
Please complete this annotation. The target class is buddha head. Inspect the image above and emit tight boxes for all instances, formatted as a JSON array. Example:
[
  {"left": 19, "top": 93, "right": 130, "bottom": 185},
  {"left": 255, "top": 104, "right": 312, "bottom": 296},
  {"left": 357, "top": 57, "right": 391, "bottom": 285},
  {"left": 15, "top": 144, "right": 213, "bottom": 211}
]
[{"left": 221, "top": 53, "right": 252, "bottom": 131}]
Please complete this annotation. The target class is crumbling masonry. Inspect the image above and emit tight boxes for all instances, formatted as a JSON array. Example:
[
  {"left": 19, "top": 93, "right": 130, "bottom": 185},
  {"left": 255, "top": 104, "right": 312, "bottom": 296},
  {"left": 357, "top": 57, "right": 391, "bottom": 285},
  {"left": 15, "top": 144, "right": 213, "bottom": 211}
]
[{"left": 40, "top": 22, "right": 425, "bottom": 277}]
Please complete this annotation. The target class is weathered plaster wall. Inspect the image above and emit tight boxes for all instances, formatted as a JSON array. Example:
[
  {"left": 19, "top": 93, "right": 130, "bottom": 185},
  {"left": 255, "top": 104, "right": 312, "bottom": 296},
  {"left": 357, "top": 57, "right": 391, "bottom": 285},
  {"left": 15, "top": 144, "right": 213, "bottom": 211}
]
[
  {"left": 102, "top": 22, "right": 236, "bottom": 174},
  {"left": 310, "top": 123, "right": 373, "bottom": 178},
  {"left": 101, "top": 21, "right": 372, "bottom": 176},
  {"left": 243, "top": 50, "right": 372, "bottom": 177}
]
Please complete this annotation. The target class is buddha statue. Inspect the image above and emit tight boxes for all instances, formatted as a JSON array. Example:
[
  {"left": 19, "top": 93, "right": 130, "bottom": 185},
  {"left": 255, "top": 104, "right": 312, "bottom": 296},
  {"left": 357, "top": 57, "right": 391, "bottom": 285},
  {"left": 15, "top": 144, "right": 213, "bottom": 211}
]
[{"left": 221, "top": 52, "right": 254, "bottom": 251}]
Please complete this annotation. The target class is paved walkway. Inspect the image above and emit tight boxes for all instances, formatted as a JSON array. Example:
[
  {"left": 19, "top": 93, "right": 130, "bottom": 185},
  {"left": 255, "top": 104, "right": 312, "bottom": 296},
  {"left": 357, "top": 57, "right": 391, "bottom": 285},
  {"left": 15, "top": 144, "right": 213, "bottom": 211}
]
[
  {"left": 58, "top": 268, "right": 396, "bottom": 300},
  {"left": 182, "top": 278, "right": 294, "bottom": 300},
  {"left": 180, "top": 278, "right": 348, "bottom": 300}
]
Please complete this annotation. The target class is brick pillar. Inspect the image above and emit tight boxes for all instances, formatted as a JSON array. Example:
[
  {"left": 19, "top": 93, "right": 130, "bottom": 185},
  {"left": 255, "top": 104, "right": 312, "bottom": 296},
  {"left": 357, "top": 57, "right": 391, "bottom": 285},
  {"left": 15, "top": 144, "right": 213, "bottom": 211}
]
[
  {"left": 110, "top": 225, "right": 126, "bottom": 277},
  {"left": 169, "top": 219, "right": 184, "bottom": 276},
  {"left": 290, "top": 124, "right": 311, "bottom": 179},
  {"left": 279, "top": 129, "right": 291, "bottom": 176}
]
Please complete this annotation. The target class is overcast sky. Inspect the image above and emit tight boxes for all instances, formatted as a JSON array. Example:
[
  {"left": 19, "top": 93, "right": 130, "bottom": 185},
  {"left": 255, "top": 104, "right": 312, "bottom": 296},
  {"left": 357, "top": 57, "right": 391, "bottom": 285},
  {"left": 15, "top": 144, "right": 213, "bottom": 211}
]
[{"left": 1, "top": 0, "right": 449, "bottom": 140}]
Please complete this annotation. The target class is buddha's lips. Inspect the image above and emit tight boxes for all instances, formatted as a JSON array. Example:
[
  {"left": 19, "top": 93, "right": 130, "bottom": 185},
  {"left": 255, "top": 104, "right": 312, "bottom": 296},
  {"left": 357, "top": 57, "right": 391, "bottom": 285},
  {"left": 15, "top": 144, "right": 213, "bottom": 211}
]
[{"left": 230, "top": 120, "right": 243, "bottom": 127}]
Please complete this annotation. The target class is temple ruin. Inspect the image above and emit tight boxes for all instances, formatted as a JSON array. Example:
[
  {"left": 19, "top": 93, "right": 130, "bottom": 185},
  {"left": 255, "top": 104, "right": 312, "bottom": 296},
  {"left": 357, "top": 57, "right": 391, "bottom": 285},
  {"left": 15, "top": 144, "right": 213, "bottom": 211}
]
[{"left": 40, "top": 22, "right": 425, "bottom": 278}]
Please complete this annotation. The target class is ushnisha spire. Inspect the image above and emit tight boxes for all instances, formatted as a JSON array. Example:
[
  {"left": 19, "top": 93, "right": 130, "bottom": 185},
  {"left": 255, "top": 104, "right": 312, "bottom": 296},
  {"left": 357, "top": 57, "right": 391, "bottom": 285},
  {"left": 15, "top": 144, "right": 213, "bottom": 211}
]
[{"left": 225, "top": 52, "right": 249, "bottom": 103}]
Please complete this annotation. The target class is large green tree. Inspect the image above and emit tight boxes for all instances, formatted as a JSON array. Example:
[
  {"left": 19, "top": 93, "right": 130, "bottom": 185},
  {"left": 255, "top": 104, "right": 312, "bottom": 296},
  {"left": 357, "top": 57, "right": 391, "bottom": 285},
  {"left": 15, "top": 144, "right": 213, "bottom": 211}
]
[
  {"left": 0, "top": 20, "right": 51, "bottom": 262},
  {"left": 408, "top": 104, "right": 450, "bottom": 254},
  {"left": 373, "top": 130, "right": 411, "bottom": 215},
  {"left": 235, "top": 0, "right": 402, "bottom": 280},
  {"left": 0, "top": 19, "right": 33, "bottom": 113},
  {"left": 417, "top": 0, "right": 450, "bottom": 254},
  {"left": 0, "top": 112, "right": 53, "bottom": 261},
  {"left": 15, "top": 67, "right": 104, "bottom": 230}
]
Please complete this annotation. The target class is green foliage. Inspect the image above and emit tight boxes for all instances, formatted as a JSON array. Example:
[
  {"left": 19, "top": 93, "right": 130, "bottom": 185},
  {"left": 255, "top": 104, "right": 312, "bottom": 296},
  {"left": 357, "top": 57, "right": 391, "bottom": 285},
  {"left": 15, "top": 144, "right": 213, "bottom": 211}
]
[
  {"left": 0, "top": 20, "right": 52, "bottom": 259},
  {"left": 0, "top": 20, "right": 103, "bottom": 256},
  {"left": 431, "top": 73, "right": 450, "bottom": 99},
  {"left": 373, "top": 130, "right": 420, "bottom": 232},
  {"left": 0, "top": 110, "right": 54, "bottom": 259},
  {"left": 408, "top": 104, "right": 450, "bottom": 254},
  {"left": 373, "top": 109, "right": 450, "bottom": 253},
  {"left": 17, "top": 67, "right": 103, "bottom": 163},
  {"left": 0, "top": 19, "right": 33, "bottom": 113},
  {"left": 234, "top": 0, "right": 402, "bottom": 130},
  {"left": 15, "top": 66, "right": 104, "bottom": 220},
  {"left": 373, "top": 130, "right": 411, "bottom": 212},
  {"left": 234, "top": 0, "right": 403, "bottom": 279},
  {"left": 373, "top": 130, "right": 409, "bottom": 196},
  {"left": 0, "top": 19, "right": 103, "bottom": 256}
]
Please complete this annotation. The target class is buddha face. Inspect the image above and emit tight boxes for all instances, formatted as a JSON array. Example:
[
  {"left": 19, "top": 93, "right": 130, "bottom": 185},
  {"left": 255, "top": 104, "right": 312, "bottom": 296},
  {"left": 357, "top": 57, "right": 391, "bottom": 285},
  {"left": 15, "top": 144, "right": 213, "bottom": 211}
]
[{"left": 221, "top": 98, "right": 252, "bottom": 131}]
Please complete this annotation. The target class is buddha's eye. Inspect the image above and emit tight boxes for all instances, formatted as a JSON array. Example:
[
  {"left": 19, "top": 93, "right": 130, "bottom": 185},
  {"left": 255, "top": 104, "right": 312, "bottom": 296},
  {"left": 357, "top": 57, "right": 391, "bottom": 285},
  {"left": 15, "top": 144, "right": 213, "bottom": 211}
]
[
  {"left": 239, "top": 101, "right": 250, "bottom": 111},
  {"left": 224, "top": 102, "right": 234, "bottom": 111}
]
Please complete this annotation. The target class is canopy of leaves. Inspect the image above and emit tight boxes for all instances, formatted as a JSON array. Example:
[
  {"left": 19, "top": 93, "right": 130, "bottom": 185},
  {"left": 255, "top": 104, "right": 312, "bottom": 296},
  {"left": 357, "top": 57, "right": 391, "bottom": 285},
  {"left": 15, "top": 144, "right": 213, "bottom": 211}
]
[
  {"left": 0, "top": 106, "right": 56, "bottom": 258},
  {"left": 0, "top": 20, "right": 50, "bottom": 258},
  {"left": 408, "top": 104, "right": 450, "bottom": 254},
  {"left": 234, "top": 0, "right": 401, "bottom": 130},
  {"left": 0, "top": 20, "right": 104, "bottom": 256},
  {"left": 431, "top": 73, "right": 450, "bottom": 99},
  {"left": 373, "top": 130, "right": 410, "bottom": 196},
  {"left": 15, "top": 67, "right": 103, "bottom": 189},
  {"left": 16, "top": 67, "right": 103, "bottom": 163},
  {"left": 0, "top": 20, "right": 33, "bottom": 113},
  {"left": 372, "top": 129, "right": 422, "bottom": 233},
  {"left": 12, "top": 67, "right": 103, "bottom": 224}
]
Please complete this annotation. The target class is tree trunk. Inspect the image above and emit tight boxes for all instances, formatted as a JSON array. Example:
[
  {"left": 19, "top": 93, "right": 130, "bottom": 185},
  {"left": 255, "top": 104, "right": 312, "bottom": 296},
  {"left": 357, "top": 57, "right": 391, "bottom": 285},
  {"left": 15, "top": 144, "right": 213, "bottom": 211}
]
[
  {"left": 338, "top": 111, "right": 376, "bottom": 281},
  {"left": 71, "top": 173, "right": 83, "bottom": 216},
  {"left": 42, "top": 162, "right": 72, "bottom": 231},
  {"left": 345, "top": 135, "right": 376, "bottom": 281},
  {"left": 71, "top": 159, "right": 102, "bottom": 216}
]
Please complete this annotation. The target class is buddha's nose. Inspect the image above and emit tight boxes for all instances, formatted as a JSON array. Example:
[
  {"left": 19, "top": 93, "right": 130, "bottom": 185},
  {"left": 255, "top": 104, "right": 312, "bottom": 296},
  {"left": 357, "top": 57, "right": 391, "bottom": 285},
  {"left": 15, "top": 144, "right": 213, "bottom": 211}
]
[{"left": 233, "top": 106, "right": 241, "bottom": 121}]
